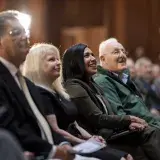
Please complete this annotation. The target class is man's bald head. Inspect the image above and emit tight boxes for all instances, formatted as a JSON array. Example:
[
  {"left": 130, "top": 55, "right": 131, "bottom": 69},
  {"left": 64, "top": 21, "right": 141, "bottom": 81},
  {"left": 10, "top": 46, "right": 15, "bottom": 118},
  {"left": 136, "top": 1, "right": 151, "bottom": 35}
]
[
  {"left": 99, "top": 38, "right": 124, "bottom": 58},
  {"left": 98, "top": 38, "right": 127, "bottom": 72}
]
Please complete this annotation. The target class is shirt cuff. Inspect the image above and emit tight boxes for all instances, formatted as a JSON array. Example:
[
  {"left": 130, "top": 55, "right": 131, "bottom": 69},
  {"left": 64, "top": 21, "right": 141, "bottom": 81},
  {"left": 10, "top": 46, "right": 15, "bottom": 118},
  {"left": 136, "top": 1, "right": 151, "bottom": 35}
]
[
  {"left": 47, "top": 145, "right": 57, "bottom": 159},
  {"left": 59, "top": 141, "right": 71, "bottom": 146}
]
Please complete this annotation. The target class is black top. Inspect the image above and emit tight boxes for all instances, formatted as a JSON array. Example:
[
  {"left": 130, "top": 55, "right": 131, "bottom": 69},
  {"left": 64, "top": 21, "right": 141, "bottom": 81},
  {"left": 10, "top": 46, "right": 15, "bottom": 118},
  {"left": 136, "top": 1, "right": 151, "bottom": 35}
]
[{"left": 37, "top": 86, "right": 77, "bottom": 130}]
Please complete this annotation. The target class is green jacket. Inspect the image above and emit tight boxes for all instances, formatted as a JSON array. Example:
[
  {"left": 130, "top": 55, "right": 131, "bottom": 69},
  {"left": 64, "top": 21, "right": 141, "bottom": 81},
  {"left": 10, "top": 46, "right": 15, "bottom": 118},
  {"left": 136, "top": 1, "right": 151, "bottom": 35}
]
[{"left": 94, "top": 65, "right": 160, "bottom": 129}]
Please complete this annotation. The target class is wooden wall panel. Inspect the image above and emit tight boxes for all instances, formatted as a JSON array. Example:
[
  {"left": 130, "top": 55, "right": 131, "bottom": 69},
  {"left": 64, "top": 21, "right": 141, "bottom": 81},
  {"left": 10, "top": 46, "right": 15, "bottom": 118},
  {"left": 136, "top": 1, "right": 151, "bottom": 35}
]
[
  {"left": 3, "top": 0, "right": 160, "bottom": 62},
  {"left": 63, "top": 0, "right": 104, "bottom": 26},
  {"left": 61, "top": 26, "right": 107, "bottom": 57},
  {"left": 27, "top": 0, "right": 47, "bottom": 43},
  {"left": 125, "top": 0, "right": 149, "bottom": 58}
]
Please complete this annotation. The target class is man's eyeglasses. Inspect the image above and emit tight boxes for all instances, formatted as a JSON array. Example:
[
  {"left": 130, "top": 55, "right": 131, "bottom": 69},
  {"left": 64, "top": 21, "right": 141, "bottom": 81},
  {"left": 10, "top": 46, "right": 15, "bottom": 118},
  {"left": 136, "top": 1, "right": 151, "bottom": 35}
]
[
  {"left": 111, "top": 49, "right": 128, "bottom": 55},
  {"left": 9, "top": 28, "right": 30, "bottom": 38}
]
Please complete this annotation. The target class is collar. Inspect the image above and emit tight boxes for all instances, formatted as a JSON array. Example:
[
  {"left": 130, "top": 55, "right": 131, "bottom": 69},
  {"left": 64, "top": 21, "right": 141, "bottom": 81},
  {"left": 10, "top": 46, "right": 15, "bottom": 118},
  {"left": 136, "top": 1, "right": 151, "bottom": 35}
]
[
  {"left": 113, "top": 72, "right": 128, "bottom": 84},
  {"left": 0, "top": 57, "right": 18, "bottom": 77},
  {"left": 97, "top": 65, "right": 129, "bottom": 84}
]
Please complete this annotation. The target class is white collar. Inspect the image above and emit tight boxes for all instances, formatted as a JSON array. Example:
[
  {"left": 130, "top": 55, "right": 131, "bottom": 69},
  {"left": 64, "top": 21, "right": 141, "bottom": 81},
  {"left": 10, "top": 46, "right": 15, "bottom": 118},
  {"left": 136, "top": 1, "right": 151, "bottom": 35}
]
[
  {"left": 0, "top": 57, "right": 18, "bottom": 77},
  {"left": 113, "top": 71, "right": 128, "bottom": 84}
]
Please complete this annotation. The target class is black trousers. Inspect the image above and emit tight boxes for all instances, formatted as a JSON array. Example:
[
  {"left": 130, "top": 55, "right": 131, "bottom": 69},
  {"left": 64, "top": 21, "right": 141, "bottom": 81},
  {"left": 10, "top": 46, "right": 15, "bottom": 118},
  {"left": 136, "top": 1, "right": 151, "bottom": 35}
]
[
  {"left": 0, "top": 129, "right": 25, "bottom": 160},
  {"left": 108, "top": 127, "right": 160, "bottom": 160},
  {"left": 79, "top": 146, "right": 128, "bottom": 160}
]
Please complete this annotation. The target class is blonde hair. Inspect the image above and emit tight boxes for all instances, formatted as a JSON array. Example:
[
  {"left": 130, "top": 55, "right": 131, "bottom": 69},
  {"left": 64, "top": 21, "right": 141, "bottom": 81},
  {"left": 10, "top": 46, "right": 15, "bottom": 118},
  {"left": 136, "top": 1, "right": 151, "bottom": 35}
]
[{"left": 22, "top": 43, "right": 70, "bottom": 99}]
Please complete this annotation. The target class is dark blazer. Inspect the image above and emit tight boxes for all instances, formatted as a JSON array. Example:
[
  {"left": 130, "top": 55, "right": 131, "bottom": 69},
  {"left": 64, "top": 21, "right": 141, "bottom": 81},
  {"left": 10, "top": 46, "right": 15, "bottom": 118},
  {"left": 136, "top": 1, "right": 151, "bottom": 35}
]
[
  {"left": 64, "top": 78, "right": 131, "bottom": 136},
  {"left": 0, "top": 62, "right": 67, "bottom": 158}
]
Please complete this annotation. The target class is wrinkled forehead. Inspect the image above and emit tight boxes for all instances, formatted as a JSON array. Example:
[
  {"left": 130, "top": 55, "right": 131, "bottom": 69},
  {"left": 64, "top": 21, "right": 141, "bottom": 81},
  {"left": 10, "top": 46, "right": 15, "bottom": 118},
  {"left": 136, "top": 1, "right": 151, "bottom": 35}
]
[{"left": 105, "top": 41, "right": 124, "bottom": 54}]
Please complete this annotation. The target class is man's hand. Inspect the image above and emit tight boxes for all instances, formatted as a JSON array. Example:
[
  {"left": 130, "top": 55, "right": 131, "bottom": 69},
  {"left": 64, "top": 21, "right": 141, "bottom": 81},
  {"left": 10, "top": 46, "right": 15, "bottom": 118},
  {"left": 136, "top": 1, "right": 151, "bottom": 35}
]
[
  {"left": 91, "top": 135, "right": 106, "bottom": 144},
  {"left": 23, "top": 151, "right": 35, "bottom": 160},
  {"left": 54, "top": 145, "right": 75, "bottom": 160},
  {"left": 129, "top": 122, "right": 145, "bottom": 131},
  {"left": 129, "top": 116, "right": 148, "bottom": 127},
  {"left": 121, "top": 154, "right": 133, "bottom": 160}
]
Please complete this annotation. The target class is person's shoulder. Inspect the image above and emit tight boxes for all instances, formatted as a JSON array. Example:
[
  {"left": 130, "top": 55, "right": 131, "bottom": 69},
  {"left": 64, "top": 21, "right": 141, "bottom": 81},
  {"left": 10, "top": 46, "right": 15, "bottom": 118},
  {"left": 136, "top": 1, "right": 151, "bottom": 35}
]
[
  {"left": 65, "top": 80, "right": 88, "bottom": 98},
  {"left": 38, "top": 86, "right": 54, "bottom": 97},
  {"left": 94, "top": 71, "right": 111, "bottom": 86},
  {"left": 24, "top": 77, "right": 46, "bottom": 94}
]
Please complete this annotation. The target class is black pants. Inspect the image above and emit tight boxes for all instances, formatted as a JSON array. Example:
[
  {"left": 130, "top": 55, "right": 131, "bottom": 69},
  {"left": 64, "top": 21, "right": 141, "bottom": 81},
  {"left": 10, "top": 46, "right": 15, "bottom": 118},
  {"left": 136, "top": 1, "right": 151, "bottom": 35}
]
[
  {"left": 0, "top": 129, "right": 25, "bottom": 160},
  {"left": 108, "top": 127, "right": 160, "bottom": 160},
  {"left": 79, "top": 146, "right": 128, "bottom": 160}
]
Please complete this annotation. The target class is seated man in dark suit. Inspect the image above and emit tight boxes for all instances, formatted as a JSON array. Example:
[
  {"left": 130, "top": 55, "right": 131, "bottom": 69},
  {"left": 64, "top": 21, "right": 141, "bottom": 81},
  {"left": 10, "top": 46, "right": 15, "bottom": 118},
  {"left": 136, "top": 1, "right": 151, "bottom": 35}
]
[
  {"left": 94, "top": 38, "right": 160, "bottom": 129},
  {"left": 0, "top": 10, "right": 74, "bottom": 160}
]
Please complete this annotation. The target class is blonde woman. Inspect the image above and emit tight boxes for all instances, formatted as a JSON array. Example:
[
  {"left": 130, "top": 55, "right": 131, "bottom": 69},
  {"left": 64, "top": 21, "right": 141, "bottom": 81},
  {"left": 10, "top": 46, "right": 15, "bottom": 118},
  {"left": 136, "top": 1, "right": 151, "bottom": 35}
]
[
  {"left": 22, "top": 43, "right": 133, "bottom": 160},
  {"left": 22, "top": 43, "right": 89, "bottom": 144}
]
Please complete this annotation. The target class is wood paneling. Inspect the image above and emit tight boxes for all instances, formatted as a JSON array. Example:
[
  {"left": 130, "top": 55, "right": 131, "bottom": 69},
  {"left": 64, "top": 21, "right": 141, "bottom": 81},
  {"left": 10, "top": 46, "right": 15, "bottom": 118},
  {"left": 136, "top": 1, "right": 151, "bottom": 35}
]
[
  {"left": 2, "top": 0, "right": 160, "bottom": 62},
  {"left": 27, "top": 0, "right": 47, "bottom": 43},
  {"left": 61, "top": 26, "right": 107, "bottom": 56}
]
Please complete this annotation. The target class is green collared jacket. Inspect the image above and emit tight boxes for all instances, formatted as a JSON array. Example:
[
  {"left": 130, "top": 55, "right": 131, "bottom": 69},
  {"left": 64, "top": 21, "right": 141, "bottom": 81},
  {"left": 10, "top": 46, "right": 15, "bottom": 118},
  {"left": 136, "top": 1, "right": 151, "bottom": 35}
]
[{"left": 94, "top": 65, "right": 160, "bottom": 129}]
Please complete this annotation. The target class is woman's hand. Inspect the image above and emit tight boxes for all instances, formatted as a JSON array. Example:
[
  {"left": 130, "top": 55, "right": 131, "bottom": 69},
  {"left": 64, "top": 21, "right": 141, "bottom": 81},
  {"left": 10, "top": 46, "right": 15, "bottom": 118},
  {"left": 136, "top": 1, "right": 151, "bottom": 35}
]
[
  {"left": 23, "top": 151, "right": 35, "bottom": 160},
  {"left": 129, "top": 122, "right": 145, "bottom": 131},
  {"left": 121, "top": 154, "right": 134, "bottom": 160},
  {"left": 129, "top": 116, "right": 148, "bottom": 127}
]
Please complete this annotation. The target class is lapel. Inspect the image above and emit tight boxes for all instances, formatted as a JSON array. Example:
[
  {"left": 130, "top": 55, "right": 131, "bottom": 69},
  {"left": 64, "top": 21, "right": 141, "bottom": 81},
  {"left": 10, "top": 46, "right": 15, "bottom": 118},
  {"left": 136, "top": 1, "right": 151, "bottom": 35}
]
[{"left": 0, "top": 62, "right": 38, "bottom": 117}]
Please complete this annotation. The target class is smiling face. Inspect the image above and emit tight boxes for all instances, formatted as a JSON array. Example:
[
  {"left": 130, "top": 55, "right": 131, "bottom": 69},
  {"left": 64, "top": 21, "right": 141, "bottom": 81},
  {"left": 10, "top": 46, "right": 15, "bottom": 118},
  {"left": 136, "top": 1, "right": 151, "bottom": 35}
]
[
  {"left": 100, "top": 41, "right": 127, "bottom": 72},
  {"left": 42, "top": 50, "right": 61, "bottom": 82},
  {"left": 0, "top": 18, "right": 30, "bottom": 67},
  {"left": 83, "top": 47, "right": 97, "bottom": 76}
]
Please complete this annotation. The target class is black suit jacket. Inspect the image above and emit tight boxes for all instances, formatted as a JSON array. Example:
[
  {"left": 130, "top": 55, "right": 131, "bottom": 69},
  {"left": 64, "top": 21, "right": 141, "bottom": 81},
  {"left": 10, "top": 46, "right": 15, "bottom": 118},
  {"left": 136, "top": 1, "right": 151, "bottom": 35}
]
[{"left": 0, "top": 62, "right": 67, "bottom": 158}]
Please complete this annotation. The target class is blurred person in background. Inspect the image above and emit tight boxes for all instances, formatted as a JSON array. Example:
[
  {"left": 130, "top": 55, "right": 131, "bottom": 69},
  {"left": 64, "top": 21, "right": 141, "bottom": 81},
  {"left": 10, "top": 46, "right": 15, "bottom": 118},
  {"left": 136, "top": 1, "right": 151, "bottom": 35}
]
[
  {"left": 134, "top": 58, "right": 160, "bottom": 113},
  {"left": 150, "top": 64, "right": 160, "bottom": 115},
  {"left": 126, "top": 58, "right": 136, "bottom": 80},
  {"left": 152, "top": 64, "right": 160, "bottom": 79}
]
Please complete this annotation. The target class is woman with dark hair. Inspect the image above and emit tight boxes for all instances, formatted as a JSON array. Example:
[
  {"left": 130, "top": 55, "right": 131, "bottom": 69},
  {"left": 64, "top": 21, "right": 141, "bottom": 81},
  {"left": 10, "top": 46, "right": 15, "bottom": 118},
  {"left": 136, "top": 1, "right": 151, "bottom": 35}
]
[{"left": 62, "top": 43, "right": 160, "bottom": 160}]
